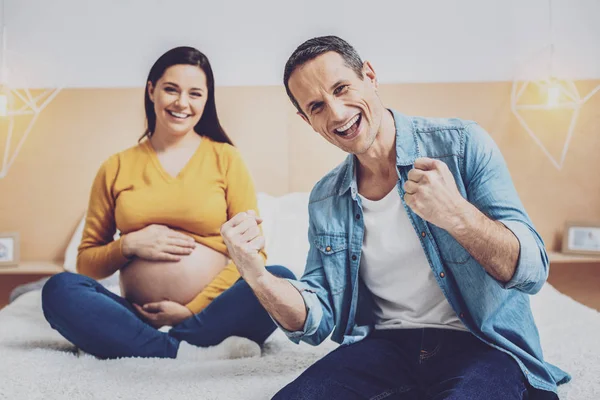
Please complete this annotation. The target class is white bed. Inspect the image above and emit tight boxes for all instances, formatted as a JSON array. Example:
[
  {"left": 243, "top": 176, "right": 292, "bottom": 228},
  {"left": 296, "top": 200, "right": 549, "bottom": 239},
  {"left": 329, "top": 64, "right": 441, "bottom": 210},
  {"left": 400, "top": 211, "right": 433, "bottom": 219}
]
[{"left": 1, "top": 193, "right": 599, "bottom": 399}]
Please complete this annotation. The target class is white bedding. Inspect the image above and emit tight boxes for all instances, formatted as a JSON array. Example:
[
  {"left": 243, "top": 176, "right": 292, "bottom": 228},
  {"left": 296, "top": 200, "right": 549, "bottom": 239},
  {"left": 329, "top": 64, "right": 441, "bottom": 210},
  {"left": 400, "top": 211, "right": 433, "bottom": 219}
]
[
  {"left": 1, "top": 283, "right": 599, "bottom": 399},
  {"left": 2, "top": 192, "right": 599, "bottom": 399}
]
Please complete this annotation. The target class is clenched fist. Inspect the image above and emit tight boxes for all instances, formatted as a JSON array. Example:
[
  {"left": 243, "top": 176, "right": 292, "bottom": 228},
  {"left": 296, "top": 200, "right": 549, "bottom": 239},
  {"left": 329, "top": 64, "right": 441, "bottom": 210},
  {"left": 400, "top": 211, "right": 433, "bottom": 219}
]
[
  {"left": 403, "top": 157, "right": 470, "bottom": 232},
  {"left": 220, "top": 210, "right": 266, "bottom": 281}
]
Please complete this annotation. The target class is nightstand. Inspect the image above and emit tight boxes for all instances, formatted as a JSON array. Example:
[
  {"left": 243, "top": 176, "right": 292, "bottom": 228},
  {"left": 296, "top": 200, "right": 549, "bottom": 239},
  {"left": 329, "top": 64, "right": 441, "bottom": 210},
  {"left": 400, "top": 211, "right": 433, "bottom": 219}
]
[
  {"left": 548, "top": 251, "right": 600, "bottom": 311},
  {"left": 0, "top": 262, "right": 64, "bottom": 309}
]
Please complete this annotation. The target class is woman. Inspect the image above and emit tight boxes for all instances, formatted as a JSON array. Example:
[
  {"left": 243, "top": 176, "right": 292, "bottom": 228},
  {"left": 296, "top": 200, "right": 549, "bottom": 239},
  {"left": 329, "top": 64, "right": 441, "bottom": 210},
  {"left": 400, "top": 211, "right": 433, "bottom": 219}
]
[{"left": 41, "top": 46, "right": 294, "bottom": 360}]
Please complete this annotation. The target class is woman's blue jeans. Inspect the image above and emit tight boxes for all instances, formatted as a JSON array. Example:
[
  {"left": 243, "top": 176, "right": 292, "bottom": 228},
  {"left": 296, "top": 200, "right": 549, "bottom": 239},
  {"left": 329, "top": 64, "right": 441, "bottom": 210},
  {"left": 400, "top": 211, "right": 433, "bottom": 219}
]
[{"left": 41, "top": 265, "right": 295, "bottom": 359}]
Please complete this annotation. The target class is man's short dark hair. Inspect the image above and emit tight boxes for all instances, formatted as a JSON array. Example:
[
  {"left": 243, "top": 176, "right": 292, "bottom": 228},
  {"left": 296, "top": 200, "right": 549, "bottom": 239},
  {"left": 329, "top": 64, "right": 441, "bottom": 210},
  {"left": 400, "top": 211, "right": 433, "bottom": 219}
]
[{"left": 283, "top": 36, "right": 364, "bottom": 116}]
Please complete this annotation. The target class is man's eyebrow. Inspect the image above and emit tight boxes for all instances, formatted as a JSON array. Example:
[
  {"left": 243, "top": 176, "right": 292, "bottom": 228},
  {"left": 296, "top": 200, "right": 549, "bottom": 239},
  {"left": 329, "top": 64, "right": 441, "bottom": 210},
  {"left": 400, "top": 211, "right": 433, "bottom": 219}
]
[
  {"left": 329, "top": 80, "right": 346, "bottom": 91},
  {"left": 305, "top": 99, "right": 321, "bottom": 111},
  {"left": 304, "top": 81, "right": 347, "bottom": 111}
]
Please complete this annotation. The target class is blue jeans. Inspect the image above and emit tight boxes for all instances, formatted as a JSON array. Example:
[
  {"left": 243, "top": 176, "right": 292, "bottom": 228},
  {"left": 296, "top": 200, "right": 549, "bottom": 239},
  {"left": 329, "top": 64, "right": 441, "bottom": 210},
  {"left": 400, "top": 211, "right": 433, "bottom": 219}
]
[
  {"left": 41, "top": 265, "right": 294, "bottom": 359},
  {"left": 273, "top": 328, "right": 558, "bottom": 400}
]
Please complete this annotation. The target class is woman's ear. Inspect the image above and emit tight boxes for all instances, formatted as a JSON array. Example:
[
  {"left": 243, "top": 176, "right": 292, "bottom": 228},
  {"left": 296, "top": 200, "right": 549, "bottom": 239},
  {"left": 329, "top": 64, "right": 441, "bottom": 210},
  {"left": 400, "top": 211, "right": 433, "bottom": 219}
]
[{"left": 147, "top": 81, "right": 155, "bottom": 102}]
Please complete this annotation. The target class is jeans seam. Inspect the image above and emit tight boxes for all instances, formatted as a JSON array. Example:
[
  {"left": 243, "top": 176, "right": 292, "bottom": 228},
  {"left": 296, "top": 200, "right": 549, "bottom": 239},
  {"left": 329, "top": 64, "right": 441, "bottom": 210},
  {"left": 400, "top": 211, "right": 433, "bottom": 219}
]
[
  {"left": 369, "top": 386, "right": 413, "bottom": 400},
  {"left": 420, "top": 342, "right": 442, "bottom": 362},
  {"left": 519, "top": 386, "right": 528, "bottom": 399}
]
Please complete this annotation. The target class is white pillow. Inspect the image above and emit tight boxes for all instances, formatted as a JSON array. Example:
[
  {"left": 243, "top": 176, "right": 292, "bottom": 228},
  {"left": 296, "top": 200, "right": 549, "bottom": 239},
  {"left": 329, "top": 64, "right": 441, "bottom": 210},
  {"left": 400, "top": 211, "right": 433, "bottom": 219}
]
[
  {"left": 258, "top": 192, "right": 310, "bottom": 279},
  {"left": 63, "top": 213, "right": 120, "bottom": 276},
  {"left": 63, "top": 215, "right": 86, "bottom": 273}
]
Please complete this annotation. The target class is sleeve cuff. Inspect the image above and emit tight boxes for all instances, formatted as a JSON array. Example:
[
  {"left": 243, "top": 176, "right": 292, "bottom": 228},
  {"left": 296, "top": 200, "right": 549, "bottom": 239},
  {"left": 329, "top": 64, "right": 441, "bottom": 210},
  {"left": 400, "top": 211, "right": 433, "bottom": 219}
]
[
  {"left": 499, "top": 220, "right": 548, "bottom": 293},
  {"left": 108, "top": 238, "right": 131, "bottom": 270},
  {"left": 271, "top": 279, "right": 323, "bottom": 344},
  {"left": 118, "top": 236, "right": 134, "bottom": 260}
]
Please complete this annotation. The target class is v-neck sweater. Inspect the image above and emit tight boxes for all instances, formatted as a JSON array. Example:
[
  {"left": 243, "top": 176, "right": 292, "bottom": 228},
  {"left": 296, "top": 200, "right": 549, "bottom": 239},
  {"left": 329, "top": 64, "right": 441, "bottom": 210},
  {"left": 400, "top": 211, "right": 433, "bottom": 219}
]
[{"left": 77, "top": 136, "right": 266, "bottom": 313}]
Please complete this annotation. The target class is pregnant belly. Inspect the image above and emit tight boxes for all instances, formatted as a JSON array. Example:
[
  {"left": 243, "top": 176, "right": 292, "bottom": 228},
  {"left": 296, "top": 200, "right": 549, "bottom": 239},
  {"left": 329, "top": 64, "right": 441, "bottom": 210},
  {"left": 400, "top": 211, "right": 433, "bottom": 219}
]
[{"left": 119, "top": 243, "right": 228, "bottom": 305}]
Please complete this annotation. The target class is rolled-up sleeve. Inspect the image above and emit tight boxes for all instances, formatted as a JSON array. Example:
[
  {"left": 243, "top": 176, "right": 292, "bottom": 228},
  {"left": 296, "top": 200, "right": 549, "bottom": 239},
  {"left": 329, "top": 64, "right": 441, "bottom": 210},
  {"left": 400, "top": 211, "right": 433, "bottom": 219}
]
[
  {"left": 499, "top": 220, "right": 549, "bottom": 294},
  {"left": 463, "top": 123, "right": 549, "bottom": 294},
  {"left": 274, "top": 279, "right": 326, "bottom": 343}
]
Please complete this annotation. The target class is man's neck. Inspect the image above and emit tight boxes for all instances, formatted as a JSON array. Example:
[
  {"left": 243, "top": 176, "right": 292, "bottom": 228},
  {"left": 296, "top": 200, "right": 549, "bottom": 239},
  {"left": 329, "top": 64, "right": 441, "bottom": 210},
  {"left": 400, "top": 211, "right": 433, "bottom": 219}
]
[{"left": 356, "top": 109, "right": 397, "bottom": 181}]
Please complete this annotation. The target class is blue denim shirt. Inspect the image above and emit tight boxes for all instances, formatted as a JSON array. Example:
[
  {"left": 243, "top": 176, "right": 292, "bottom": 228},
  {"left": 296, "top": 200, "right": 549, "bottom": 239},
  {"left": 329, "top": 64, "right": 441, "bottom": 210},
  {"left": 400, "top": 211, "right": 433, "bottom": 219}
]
[{"left": 280, "top": 110, "right": 570, "bottom": 393}]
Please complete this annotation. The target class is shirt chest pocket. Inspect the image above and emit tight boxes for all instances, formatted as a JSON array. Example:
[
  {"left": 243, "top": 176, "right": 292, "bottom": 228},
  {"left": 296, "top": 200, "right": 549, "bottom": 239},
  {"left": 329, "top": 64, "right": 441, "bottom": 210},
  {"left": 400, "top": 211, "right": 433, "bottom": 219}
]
[{"left": 314, "top": 233, "right": 348, "bottom": 295}]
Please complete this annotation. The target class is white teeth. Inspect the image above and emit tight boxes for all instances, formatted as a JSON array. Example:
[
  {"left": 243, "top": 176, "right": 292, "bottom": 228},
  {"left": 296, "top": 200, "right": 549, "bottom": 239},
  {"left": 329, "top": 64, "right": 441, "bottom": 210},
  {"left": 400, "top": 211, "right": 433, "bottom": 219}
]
[
  {"left": 336, "top": 114, "right": 360, "bottom": 133},
  {"left": 169, "top": 111, "right": 189, "bottom": 118}
]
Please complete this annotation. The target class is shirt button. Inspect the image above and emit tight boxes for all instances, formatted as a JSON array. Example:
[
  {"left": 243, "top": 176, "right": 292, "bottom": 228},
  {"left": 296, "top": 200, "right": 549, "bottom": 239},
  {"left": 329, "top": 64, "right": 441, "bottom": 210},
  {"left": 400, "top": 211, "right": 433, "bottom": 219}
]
[
  {"left": 421, "top": 231, "right": 426, "bottom": 238},
  {"left": 460, "top": 312, "right": 465, "bottom": 319},
  {"left": 326, "top": 246, "right": 331, "bottom": 252},
  {"left": 439, "top": 272, "right": 445, "bottom": 278},
  {"left": 355, "top": 214, "right": 361, "bottom": 220},
  {"left": 352, "top": 255, "right": 357, "bottom": 261}
]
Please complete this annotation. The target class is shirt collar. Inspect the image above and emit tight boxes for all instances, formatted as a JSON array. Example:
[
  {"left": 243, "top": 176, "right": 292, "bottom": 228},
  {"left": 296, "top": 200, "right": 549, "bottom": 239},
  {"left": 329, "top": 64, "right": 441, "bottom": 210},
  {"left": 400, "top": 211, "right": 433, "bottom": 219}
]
[{"left": 339, "top": 109, "right": 417, "bottom": 197}]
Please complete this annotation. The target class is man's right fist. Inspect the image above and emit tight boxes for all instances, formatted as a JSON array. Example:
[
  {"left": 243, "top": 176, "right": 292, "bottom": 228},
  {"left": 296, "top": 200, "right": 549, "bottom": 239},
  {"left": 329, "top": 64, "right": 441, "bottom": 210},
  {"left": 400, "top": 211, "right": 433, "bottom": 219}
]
[{"left": 220, "top": 210, "right": 266, "bottom": 280}]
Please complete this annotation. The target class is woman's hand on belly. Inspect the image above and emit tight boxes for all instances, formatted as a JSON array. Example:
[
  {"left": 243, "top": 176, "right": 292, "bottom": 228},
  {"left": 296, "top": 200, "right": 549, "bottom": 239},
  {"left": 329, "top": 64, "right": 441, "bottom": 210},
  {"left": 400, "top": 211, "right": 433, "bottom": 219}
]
[
  {"left": 132, "top": 300, "right": 193, "bottom": 328},
  {"left": 121, "top": 224, "right": 197, "bottom": 261},
  {"left": 120, "top": 241, "right": 229, "bottom": 306}
]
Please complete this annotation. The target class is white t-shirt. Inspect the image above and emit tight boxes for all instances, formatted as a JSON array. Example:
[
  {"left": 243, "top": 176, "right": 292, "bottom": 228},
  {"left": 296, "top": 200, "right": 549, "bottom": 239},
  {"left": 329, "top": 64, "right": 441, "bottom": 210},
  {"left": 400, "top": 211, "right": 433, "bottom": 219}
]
[{"left": 358, "top": 188, "right": 466, "bottom": 331}]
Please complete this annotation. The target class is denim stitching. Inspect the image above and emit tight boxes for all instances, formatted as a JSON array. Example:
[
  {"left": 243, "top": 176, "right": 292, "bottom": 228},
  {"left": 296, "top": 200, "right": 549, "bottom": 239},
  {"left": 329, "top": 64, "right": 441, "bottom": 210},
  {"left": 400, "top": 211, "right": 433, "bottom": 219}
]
[
  {"left": 519, "top": 385, "right": 529, "bottom": 399},
  {"left": 369, "top": 386, "right": 413, "bottom": 400},
  {"left": 420, "top": 341, "right": 442, "bottom": 362},
  {"left": 309, "top": 192, "right": 337, "bottom": 204},
  {"left": 427, "top": 154, "right": 459, "bottom": 159},
  {"left": 414, "top": 125, "right": 464, "bottom": 133}
]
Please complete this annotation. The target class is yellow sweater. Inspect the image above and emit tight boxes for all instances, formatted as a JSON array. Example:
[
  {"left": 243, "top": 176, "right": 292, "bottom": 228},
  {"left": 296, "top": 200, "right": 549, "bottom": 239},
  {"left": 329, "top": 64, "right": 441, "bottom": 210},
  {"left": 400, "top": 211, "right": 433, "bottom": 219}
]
[{"left": 77, "top": 137, "right": 266, "bottom": 314}]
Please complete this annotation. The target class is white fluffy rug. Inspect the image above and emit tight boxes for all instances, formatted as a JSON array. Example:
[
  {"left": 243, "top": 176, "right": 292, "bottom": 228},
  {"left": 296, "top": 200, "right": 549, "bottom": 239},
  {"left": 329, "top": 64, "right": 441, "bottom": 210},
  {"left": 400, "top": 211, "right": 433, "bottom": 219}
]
[{"left": 1, "top": 284, "right": 599, "bottom": 399}]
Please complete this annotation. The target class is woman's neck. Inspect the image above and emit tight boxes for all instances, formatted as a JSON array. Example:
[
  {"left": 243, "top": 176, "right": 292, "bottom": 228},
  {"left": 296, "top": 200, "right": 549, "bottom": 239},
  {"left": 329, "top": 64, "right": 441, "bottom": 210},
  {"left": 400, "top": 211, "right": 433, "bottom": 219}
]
[{"left": 149, "top": 129, "right": 202, "bottom": 152}]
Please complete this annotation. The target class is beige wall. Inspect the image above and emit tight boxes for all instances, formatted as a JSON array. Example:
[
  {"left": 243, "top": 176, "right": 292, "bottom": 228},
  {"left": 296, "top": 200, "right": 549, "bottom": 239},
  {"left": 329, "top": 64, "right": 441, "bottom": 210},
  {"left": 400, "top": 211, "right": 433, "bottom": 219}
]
[{"left": 1, "top": 81, "right": 599, "bottom": 262}]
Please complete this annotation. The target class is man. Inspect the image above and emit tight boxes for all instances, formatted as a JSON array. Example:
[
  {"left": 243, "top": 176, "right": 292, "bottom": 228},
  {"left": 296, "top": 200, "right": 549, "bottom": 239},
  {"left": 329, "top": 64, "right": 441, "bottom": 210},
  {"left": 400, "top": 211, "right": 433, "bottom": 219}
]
[{"left": 221, "top": 36, "right": 569, "bottom": 399}]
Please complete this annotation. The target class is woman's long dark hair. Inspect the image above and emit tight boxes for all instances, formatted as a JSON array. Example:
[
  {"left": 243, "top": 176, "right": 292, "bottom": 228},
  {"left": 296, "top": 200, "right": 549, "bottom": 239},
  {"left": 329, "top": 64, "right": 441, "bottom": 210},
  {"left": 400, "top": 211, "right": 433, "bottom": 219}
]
[{"left": 141, "top": 46, "right": 233, "bottom": 145}]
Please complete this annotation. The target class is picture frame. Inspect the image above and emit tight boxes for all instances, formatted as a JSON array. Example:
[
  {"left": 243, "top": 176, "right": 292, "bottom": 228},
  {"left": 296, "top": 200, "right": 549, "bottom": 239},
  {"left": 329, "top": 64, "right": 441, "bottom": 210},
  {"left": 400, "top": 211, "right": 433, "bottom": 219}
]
[
  {"left": 562, "top": 222, "right": 600, "bottom": 256},
  {"left": 0, "top": 232, "right": 20, "bottom": 267}
]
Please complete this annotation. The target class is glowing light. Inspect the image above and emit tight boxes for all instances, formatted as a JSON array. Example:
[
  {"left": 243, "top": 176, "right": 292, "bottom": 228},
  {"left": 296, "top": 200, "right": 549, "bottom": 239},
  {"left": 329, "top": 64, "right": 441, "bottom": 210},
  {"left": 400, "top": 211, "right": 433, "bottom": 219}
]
[
  {"left": 0, "top": 93, "right": 6, "bottom": 116},
  {"left": 547, "top": 85, "right": 561, "bottom": 108}
]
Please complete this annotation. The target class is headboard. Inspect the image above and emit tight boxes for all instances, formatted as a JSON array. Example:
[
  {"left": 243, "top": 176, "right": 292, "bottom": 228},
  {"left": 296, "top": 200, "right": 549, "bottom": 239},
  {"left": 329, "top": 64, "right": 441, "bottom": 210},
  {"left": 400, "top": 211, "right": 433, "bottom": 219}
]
[{"left": 1, "top": 81, "right": 599, "bottom": 261}]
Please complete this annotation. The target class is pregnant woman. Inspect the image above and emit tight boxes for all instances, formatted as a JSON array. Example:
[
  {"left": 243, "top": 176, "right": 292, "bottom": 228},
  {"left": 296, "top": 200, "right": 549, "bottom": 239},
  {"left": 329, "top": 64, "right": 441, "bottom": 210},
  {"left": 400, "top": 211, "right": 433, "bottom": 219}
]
[{"left": 41, "top": 46, "right": 294, "bottom": 360}]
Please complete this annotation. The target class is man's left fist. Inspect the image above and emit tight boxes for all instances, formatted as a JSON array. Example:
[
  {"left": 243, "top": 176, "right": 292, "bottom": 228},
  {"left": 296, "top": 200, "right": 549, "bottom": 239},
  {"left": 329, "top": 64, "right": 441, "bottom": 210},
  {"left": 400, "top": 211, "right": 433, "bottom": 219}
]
[{"left": 403, "top": 157, "right": 468, "bottom": 231}]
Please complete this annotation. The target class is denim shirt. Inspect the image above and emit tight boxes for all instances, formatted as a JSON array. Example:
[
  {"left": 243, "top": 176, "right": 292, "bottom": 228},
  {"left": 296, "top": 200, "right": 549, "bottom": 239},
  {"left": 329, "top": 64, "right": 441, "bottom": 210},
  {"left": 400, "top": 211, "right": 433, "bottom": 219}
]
[{"left": 279, "top": 110, "right": 570, "bottom": 393}]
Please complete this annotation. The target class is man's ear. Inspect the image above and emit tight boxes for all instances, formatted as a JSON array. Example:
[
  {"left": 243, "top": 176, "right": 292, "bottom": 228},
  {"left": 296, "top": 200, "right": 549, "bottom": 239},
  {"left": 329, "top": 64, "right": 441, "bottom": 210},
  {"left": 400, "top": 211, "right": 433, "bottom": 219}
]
[
  {"left": 363, "top": 61, "right": 378, "bottom": 89},
  {"left": 297, "top": 111, "right": 310, "bottom": 126}
]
